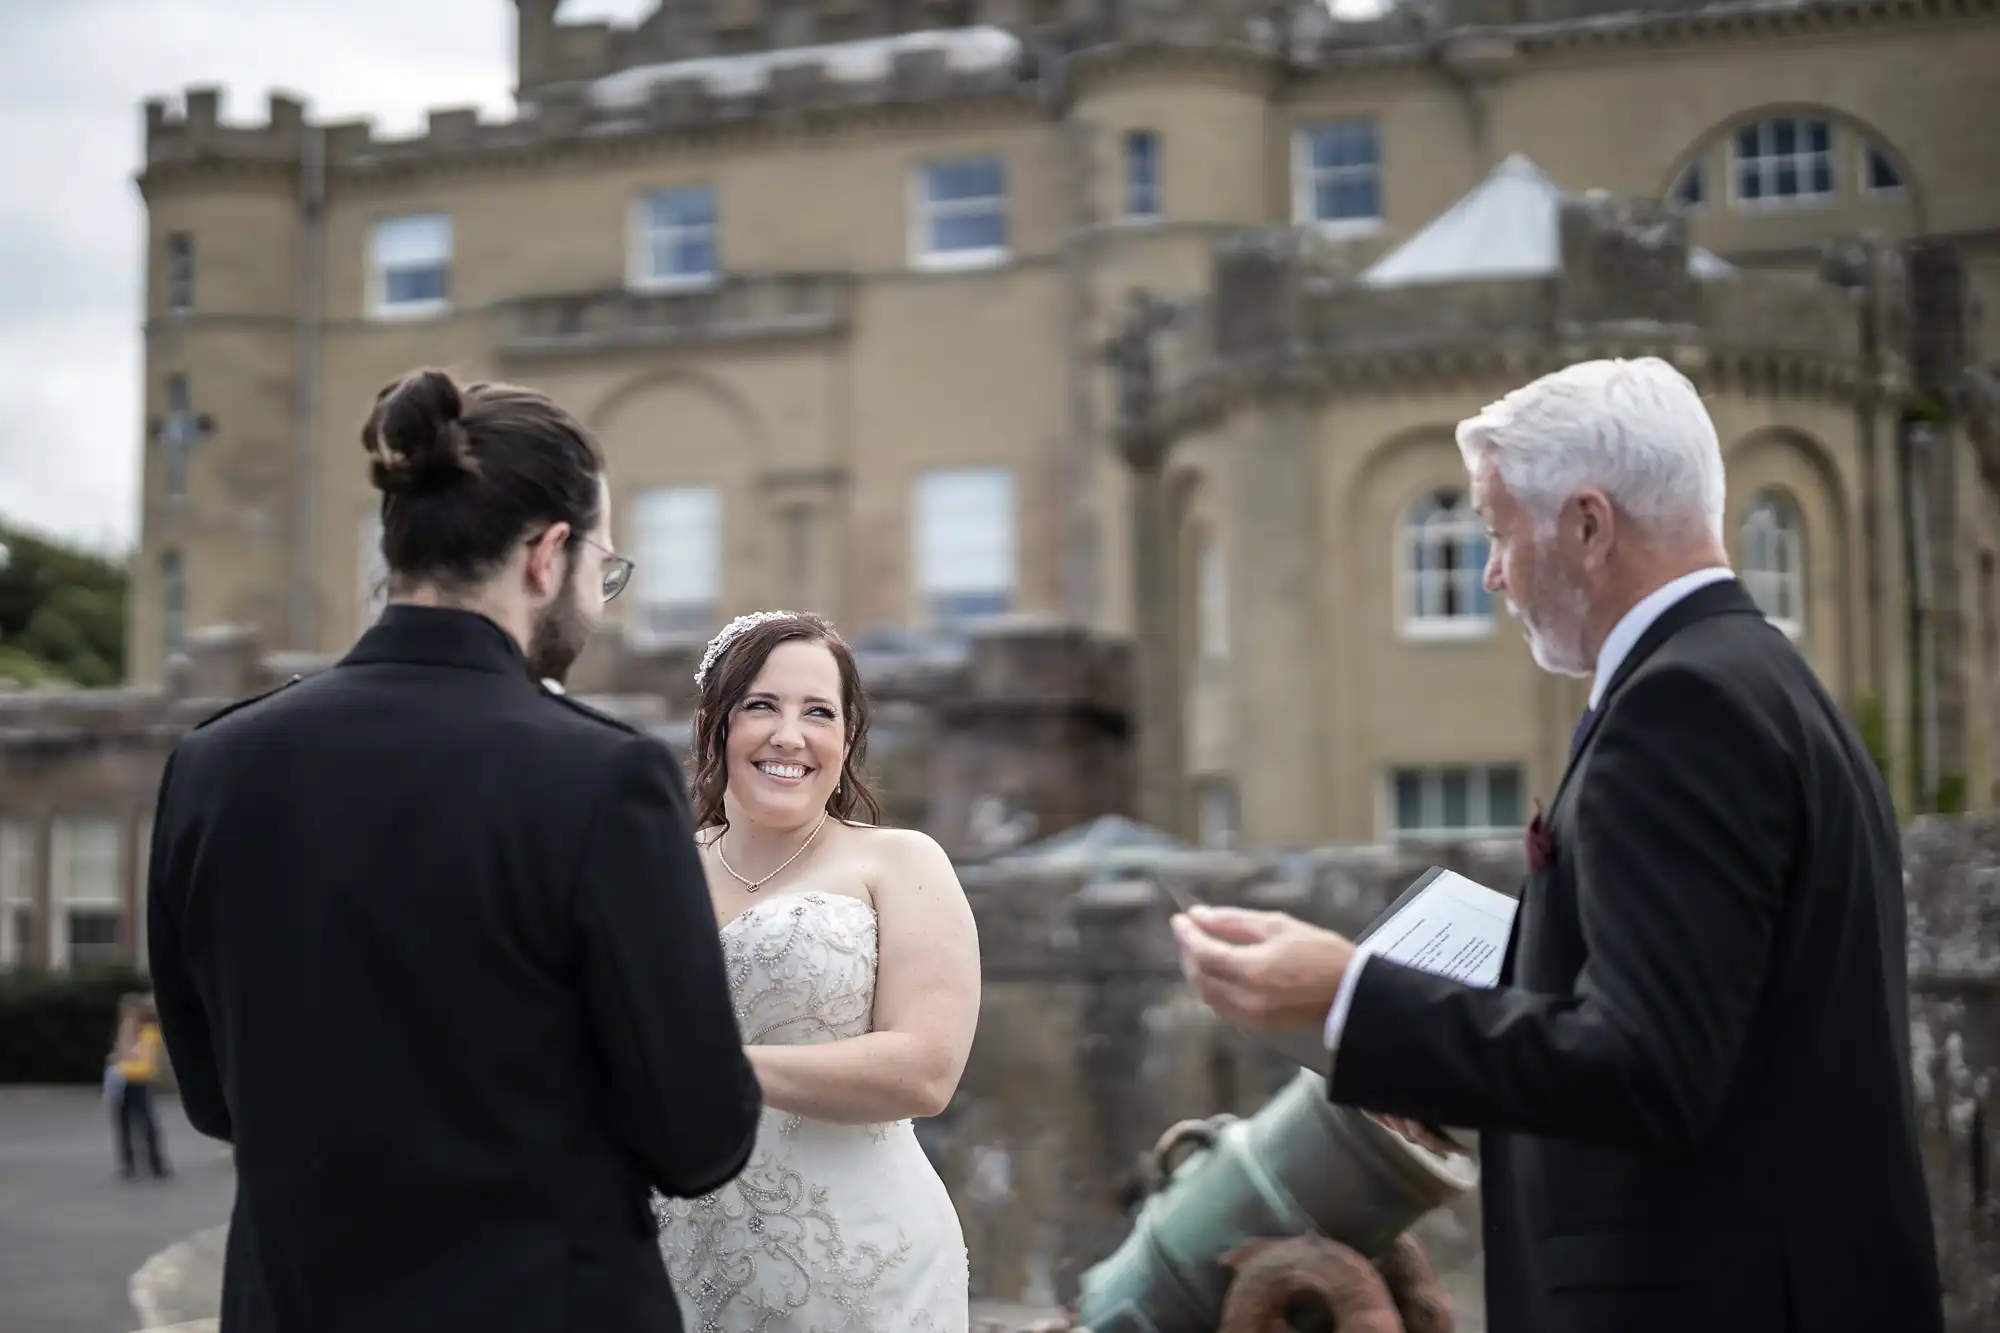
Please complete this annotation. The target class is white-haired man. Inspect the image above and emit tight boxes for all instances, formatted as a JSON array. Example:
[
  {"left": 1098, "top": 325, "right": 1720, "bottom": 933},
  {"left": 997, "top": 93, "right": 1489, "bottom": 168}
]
[{"left": 1173, "top": 358, "right": 1943, "bottom": 1333}]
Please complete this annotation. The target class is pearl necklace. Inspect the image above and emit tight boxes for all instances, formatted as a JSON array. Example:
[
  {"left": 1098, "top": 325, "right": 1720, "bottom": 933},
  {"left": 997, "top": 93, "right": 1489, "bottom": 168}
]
[{"left": 715, "top": 810, "right": 830, "bottom": 893}]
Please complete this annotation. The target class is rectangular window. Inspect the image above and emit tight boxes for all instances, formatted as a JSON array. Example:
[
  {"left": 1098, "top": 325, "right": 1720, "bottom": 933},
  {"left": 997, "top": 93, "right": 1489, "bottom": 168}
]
[
  {"left": 1388, "top": 765, "right": 1524, "bottom": 842},
  {"left": 1124, "top": 130, "right": 1161, "bottom": 222},
  {"left": 1195, "top": 779, "right": 1238, "bottom": 851},
  {"left": 1196, "top": 528, "right": 1228, "bottom": 661},
  {"left": 916, "top": 156, "right": 1008, "bottom": 269},
  {"left": 53, "top": 817, "right": 122, "bottom": 971},
  {"left": 161, "top": 549, "right": 186, "bottom": 658},
  {"left": 784, "top": 505, "right": 818, "bottom": 612},
  {"left": 632, "top": 486, "right": 722, "bottom": 636},
  {"left": 914, "top": 467, "right": 1015, "bottom": 628},
  {"left": 166, "top": 232, "right": 195, "bottom": 313},
  {"left": 1295, "top": 121, "right": 1381, "bottom": 229},
  {"left": 369, "top": 214, "right": 452, "bottom": 316},
  {"left": 1732, "top": 117, "right": 1833, "bottom": 207},
  {"left": 162, "top": 374, "right": 193, "bottom": 501},
  {"left": 635, "top": 185, "right": 719, "bottom": 287},
  {"left": 0, "top": 820, "right": 36, "bottom": 970},
  {"left": 359, "top": 511, "right": 389, "bottom": 630}
]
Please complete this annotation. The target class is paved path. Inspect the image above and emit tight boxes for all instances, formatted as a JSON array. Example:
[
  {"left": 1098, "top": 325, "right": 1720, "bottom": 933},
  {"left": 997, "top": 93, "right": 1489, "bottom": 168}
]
[{"left": 0, "top": 1087, "right": 234, "bottom": 1333}]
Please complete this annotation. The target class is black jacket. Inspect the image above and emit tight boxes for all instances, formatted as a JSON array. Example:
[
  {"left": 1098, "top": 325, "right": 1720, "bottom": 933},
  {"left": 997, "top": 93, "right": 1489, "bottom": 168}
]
[
  {"left": 1331, "top": 579, "right": 1943, "bottom": 1333},
  {"left": 148, "top": 605, "right": 760, "bottom": 1333}
]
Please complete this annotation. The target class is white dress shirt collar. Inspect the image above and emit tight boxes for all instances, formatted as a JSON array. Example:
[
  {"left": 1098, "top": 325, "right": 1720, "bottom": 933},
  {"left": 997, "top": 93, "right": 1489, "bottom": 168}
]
[{"left": 1588, "top": 566, "right": 1736, "bottom": 710}]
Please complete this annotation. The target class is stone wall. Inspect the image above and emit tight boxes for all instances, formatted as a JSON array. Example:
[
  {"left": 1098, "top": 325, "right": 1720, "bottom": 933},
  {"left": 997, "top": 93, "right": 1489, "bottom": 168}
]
[{"left": 939, "top": 823, "right": 2000, "bottom": 1330}]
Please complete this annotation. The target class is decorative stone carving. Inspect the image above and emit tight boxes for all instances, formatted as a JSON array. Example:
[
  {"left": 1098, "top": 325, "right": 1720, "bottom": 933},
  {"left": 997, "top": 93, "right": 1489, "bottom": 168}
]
[{"left": 1102, "top": 288, "right": 1184, "bottom": 468}]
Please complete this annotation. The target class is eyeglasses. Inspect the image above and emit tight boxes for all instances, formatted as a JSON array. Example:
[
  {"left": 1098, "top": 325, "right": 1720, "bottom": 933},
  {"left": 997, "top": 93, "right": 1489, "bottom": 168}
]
[{"left": 527, "top": 530, "right": 635, "bottom": 602}]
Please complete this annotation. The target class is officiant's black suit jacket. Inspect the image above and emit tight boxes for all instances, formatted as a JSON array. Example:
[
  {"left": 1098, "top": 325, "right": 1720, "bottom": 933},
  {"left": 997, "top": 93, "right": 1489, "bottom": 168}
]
[
  {"left": 1331, "top": 579, "right": 1943, "bottom": 1333},
  {"left": 148, "top": 606, "right": 760, "bottom": 1333}
]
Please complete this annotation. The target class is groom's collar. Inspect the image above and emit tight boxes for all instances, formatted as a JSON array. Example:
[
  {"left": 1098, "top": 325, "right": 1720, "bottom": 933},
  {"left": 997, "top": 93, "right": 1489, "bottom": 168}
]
[
  {"left": 340, "top": 604, "right": 529, "bottom": 677},
  {"left": 1587, "top": 566, "right": 1736, "bottom": 710}
]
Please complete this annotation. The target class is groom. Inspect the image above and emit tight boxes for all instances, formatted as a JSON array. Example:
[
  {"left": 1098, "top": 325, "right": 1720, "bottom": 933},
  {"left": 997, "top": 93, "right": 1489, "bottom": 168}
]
[
  {"left": 1173, "top": 359, "right": 1943, "bottom": 1332},
  {"left": 147, "top": 370, "right": 760, "bottom": 1332}
]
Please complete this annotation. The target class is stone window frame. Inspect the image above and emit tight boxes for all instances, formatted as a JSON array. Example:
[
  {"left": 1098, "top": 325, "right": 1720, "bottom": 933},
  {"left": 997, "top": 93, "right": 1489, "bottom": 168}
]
[
  {"left": 1290, "top": 119, "right": 1383, "bottom": 236},
  {"left": 629, "top": 183, "right": 721, "bottom": 290},
  {"left": 1397, "top": 488, "right": 1493, "bottom": 642},
  {"left": 1740, "top": 488, "right": 1806, "bottom": 640},
  {"left": 49, "top": 815, "right": 123, "bottom": 971},
  {"left": 0, "top": 819, "right": 37, "bottom": 970},
  {"left": 1383, "top": 763, "right": 1525, "bottom": 843},
  {"left": 629, "top": 484, "right": 723, "bottom": 638},
  {"left": 367, "top": 212, "right": 453, "bottom": 320},
  {"left": 912, "top": 154, "right": 1010, "bottom": 272},
  {"left": 1729, "top": 115, "right": 1835, "bottom": 211},
  {"left": 165, "top": 232, "right": 195, "bottom": 314},
  {"left": 1123, "top": 129, "right": 1162, "bottom": 223},
  {"left": 911, "top": 464, "right": 1016, "bottom": 631}
]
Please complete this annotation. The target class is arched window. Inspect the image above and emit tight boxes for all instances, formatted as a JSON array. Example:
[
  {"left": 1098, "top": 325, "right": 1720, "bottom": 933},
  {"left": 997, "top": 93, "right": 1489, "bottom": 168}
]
[
  {"left": 1402, "top": 489, "right": 1491, "bottom": 635},
  {"left": 1732, "top": 116, "right": 1833, "bottom": 207},
  {"left": 1740, "top": 490, "right": 1806, "bottom": 637},
  {"left": 161, "top": 548, "right": 186, "bottom": 657}
]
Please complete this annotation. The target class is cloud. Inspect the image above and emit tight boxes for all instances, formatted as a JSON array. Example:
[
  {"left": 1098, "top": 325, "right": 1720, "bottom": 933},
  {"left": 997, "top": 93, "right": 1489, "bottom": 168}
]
[{"left": 0, "top": 0, "right": 653, "bottom": 554}]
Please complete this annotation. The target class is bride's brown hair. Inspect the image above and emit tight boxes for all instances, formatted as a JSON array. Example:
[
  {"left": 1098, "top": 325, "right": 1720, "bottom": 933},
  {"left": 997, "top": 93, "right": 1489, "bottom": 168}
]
[{"left": 688, "top": 613, "right": 883, "bottom": 834}]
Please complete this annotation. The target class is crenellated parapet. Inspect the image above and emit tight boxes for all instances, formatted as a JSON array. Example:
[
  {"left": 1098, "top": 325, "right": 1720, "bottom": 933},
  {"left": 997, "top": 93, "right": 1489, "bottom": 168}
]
[{"left": 142, "top": 87, "right": 310, "bottom": 170}]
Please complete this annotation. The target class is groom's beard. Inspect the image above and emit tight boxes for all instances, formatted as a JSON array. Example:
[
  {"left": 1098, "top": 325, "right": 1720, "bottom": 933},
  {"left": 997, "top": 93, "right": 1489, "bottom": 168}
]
[{"left": 526, "top": 580, "right": 592, "bottom": 685}]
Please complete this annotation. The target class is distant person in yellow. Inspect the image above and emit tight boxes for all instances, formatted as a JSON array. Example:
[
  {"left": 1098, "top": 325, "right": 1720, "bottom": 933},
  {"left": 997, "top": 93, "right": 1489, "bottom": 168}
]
[{"left": 107, "top": 993, "right": 172, "bottom": 1181}]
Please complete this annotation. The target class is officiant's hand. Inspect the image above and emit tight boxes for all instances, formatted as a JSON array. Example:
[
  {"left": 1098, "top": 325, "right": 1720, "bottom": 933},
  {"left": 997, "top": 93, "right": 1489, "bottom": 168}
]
[{"left": 1171, "top": 905, "right": 1356, "bottom": 1033}]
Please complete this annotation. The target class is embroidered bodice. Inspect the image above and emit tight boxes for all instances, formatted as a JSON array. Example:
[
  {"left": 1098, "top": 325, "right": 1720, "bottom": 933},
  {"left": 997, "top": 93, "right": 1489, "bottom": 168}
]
[{"left": 655, "top": 891, "right": 968, "bottom": 1332}]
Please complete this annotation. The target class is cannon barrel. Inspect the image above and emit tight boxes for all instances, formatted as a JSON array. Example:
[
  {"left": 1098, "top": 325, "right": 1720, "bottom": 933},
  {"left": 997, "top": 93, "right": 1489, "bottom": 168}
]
[{"left": 1073, "top": 1069, "right": 1477, "bottom": 1333}]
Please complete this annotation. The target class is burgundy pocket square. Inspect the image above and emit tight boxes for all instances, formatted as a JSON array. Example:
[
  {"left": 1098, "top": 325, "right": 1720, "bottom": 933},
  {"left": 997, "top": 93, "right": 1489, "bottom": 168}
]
[{"left": 1525, "top": 802, "right": 1556, "bottom": 873}]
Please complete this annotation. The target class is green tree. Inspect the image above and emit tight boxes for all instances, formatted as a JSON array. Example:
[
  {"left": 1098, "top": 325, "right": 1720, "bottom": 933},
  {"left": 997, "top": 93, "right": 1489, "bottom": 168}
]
[{"left": 0, "top": 523, "right": 127, "bottom": 688}]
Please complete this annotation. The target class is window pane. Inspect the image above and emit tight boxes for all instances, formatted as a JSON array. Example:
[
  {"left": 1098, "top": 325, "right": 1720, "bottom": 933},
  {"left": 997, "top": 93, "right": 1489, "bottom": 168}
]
[
  {"left": 632, "top": 486, "right": 721, "bottom": 626},
  {"left": 1439, "top": 770, "right": 1471, "bottom": 827},
  {"left": 1486, "top": 767, "right": 1523, "bottom": 826},
  {"left": 59, "top": 819, "right": 121, "bottom": 907},
  {"left": 1866, "top": 147, "right": 1903, "bottom": 192},
  {"left": 373, "top": 214, "right": 451, "bottom": 266},
  {"left": 926, "top": 157, "right": 1002, "bottom": 204},
  {"left": 648, "top": 186, "right": 715, "bottom": 229},
  {"left": 1806, "top": 119, "right": 1829, "bottom": 153},
  {"left": 930, "top": 207, "right": 1005, "bottom": 254},
  {"left": 915, "top": 468, "right": 1015, "bottom": 611},
  {"left": 384, "top": 264, "right": 448, "bottom": 305},
  {"left": 1809, "top": 158, "right": 1832, "bottom": 196},
  {"left": 1394, "top": 772, "right": 1424, "bottom": 830}
]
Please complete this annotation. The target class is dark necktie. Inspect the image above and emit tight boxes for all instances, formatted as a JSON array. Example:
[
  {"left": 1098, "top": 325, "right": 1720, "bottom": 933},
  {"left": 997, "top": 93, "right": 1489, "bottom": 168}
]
[{"left": 1569, "top": 706, "right": 1598, "bottom": 759}]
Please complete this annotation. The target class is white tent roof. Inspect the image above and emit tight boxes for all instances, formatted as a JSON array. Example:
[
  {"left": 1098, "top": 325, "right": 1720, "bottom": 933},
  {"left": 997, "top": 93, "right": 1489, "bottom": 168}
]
[{"left": 1358, "top": 153, "right": 1733, "bottom": 288}]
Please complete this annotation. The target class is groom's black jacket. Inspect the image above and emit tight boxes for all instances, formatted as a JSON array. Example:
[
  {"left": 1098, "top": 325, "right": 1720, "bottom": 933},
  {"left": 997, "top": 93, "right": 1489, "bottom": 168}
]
[
  {"left": 1331, "top": 580, "right": 1943, "bottom": 1333},
  {"left": 149, "top": 605, "right": 760, "bottom": 1333}
]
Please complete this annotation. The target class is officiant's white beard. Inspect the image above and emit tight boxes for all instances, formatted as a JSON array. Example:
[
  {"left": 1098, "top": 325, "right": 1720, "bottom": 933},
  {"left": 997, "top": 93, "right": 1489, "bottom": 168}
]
[{"left": 1509, "top": 539, "right": 1593, "bottom": 679}]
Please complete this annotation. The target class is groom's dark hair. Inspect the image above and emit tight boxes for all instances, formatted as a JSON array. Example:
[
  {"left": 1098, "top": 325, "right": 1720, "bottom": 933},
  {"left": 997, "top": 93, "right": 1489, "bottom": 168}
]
[{"left": 362, "top": 368, "right": 605, "bottom": 597}]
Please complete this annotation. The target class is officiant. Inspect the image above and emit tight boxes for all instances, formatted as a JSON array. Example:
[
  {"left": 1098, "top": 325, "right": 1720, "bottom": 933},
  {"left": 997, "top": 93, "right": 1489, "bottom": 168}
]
[{"left": 1170, "top": 359, "right": 1943, "bottom": 1333}]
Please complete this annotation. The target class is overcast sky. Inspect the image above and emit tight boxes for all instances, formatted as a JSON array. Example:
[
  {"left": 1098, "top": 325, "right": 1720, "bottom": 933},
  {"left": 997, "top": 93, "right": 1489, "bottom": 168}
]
[{"left": 0, "top": 0, "right": 652, "bottom": 555}]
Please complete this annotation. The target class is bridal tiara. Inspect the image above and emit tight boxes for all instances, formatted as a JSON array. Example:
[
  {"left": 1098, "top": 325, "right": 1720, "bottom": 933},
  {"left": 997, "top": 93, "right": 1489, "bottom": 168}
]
[{"left": 694, "top": 609, "right": 804, "bottom": 691}]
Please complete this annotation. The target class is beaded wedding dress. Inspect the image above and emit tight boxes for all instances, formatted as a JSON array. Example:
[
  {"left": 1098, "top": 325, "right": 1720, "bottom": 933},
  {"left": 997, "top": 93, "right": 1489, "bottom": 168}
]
[{"left": 656, "top": 891, "right": 969, "bottom": 1333}]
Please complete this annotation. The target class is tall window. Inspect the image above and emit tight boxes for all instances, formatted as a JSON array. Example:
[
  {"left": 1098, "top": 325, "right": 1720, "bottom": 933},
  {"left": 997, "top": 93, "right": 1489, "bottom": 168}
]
[
  {"left": 0, "top": 821, "right": 36, "bottom": 970},
  {"left": 631, "top": 486, "right": 722, "bottom": 635},
  {"left": 784, "top": 505, "right": 819, "bottom": 612},
  {"left": 1403, "top": 490, "right": 1491, "bottom": 635},
  {"left": 1195, "top": 778, "right": 1238, "bottom": 851},
  {"left": 1195, "top": 527, "right": 1228, "bottom": 661},
  {"left": 634, "top": 185, "right": 718, "bottom": 287},
  {"left": 1741, "top": 490, "right": 1805, "bottom": 637},
  {"left": 1733, "top": 117, "right": 1833, "bottom": 207},
  {"left": 161, "top": 549, "right": 186, "bottom": 658},
  {"left": 1124, "top": 130, "right": 1161, "bottom": 222},
  {"left": 1389, "top": 765, "right": 1524, "bottom": 842},
  {"left": 359, "top": 511, "right": 389, "bottom": 629},
  {"left": 369, "top": 214, "right": 452, "bottom": 317},
  {"left": 914, "top": 467, "right": 1015, "bottom": 629},
  {"left": 165, "top": 232, "right": 195, "bottom": 313},
  {"left": 1294, "top": 120, "right": 1381, "bottom": 229},
  {"left": 53, "top": 818, "right": 122, "bottom": 971},
  {"left": 915, "top": 157, "right": 1007, "bottom": 269},
  {"left": 161, "top": 374, "right": 194, "bottom": 501}
]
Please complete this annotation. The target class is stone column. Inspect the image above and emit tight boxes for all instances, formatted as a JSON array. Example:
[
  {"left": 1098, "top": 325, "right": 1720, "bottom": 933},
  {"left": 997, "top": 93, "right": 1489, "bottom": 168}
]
[{"left": 1104, "top": 290, "right": 1187, "bottom": 835}]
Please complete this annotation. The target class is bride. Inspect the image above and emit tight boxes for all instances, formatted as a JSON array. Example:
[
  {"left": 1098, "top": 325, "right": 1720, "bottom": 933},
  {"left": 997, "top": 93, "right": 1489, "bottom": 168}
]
[{"left": 657, "top": 610, "right": 979, "bottom": 1332}]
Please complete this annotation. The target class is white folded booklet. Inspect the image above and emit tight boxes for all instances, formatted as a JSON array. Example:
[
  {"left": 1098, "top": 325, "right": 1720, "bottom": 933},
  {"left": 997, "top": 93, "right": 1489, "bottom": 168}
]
[{"left": 1165, "top": 866, "right": 1519, "bottom": 1072}]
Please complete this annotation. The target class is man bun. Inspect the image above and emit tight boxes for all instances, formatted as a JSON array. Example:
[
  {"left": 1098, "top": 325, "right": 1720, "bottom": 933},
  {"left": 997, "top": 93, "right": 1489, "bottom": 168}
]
[{"left": 363, "top": 368, "right": 480, "bottom": 496}]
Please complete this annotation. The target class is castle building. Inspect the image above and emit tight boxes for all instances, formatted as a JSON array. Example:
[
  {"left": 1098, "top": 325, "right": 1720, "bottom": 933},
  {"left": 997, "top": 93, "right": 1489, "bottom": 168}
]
[{"left": 107, "top": 0, "right": 2000, "bottom": 858}]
